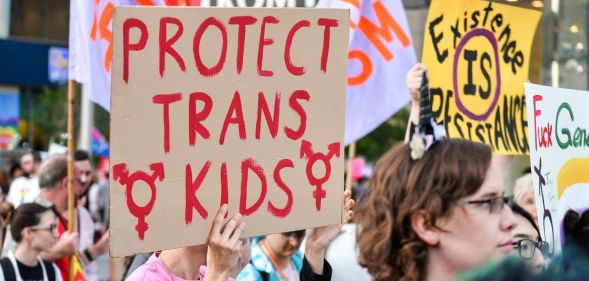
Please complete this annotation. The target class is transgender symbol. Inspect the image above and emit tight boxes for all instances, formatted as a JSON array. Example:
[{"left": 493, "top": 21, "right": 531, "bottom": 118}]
[
  {"left": 300, "top": 140, "right": 341, "bottom": 211},
  {"left": 113, "top": 162, "right": 165, "bottom": 240}
]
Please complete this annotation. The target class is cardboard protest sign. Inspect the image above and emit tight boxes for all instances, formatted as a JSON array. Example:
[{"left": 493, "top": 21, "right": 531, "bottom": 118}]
[
  {"left": 525, "top": 83, "right": 589, "bottom": 255},
  {"left": 422, "top": 0, "right": 541, "bottom": 154},
  {"left": 110, "top": 7, "right": 349, "bottom": 257}
]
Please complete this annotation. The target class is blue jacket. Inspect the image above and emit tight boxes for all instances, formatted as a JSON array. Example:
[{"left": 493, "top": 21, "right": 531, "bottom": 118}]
[{"left": 237, "top": 237, "right": 303, "bottom": 281}]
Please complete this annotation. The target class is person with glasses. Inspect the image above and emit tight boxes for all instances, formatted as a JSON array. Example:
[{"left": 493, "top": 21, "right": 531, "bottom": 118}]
[
  {"left": 238, "top": 230, "right": 305, "bottom": 281},
  {"left": 355, "top": 139, "right": 517, "bottom": 281},
  {"left": 354, "top": 64, "right": 518, "bottom": 281},
  {"left": 0, "top": 202, "right": 62, "bottom": 280},
  {"left": 509, "top": 203, "right": 546, "bottom": 274}
]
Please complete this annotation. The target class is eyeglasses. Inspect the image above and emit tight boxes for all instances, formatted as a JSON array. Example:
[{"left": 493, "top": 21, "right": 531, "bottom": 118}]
[
  {"left": 461, "top": 196, "right": 511, "bottom": 214},
  {"left": 282, "top": 231, "right": 305, "bottom": 241},
  {"left": 512, "top": 239, "right": 549, "bottom": 260},
  {"left": 31, "top": 223, "right": 58, "bottom": 236}
]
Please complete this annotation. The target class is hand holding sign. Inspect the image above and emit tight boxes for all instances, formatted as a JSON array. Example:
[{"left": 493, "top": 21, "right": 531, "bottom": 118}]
[
  {"left": 406, "top": 63, "right": 427, "bottom": 102},
  {"left": 422, "top": 0, "right": 541, "bottom": 154},
  {"left": 304, "top": 190, "right": 354, "bottom": 275},
  {"left": 110, "top": 7, "right": 348, "bottom": 257},
  {"left": 205, "top": 205, "right": 246, "bottom": 281}
]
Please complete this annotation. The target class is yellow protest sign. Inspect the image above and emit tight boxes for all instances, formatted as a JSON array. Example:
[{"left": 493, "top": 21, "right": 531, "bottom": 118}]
[{"left": 422, "top": 0, "right": 541, "bottom": 154}]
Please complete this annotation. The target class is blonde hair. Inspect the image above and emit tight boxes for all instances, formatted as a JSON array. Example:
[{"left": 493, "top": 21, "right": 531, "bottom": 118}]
[{"left": 513, "top": 173, "right": 533, "bottom": 203}]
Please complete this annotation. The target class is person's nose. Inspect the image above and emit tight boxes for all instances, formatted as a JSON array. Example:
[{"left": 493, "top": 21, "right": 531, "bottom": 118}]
[
  {"left": 531, "top": 249, "right": 545, "bottom": 274},
  {"left": 289, "top": 237, "right": 301, "bottom": 247},
  {"left": 500, "top": 204, "right": 518, "bottom": 231}
]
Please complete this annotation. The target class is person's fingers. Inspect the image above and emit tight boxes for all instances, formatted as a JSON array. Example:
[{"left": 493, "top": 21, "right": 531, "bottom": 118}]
[
  {"left": 407, "top": 74, "right": 424, "bottom": 85},
  {"left": 221, "top": 212, "right": 241, "bottom": 241},
  {"left": 229, "top": 222, "right": 246, "bottom": 247},
  {"left": 210, "top": 204, "right": 228, "bottom": 240},
  {"left": 345, "top": 198, "right": 355, "bottom": 210},
  {"left": 346, "top": 210, "right": 354, "bottom": 221},
  {"left": 409, "top": 63, "right": 423, "bottom": 73},
  {"left": 343, "top": 190, "right": 351, "bottom": 200}
]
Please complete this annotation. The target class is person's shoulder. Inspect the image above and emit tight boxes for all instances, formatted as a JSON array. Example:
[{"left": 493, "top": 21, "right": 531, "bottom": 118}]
[
  {"left": 8, "top": 177, "right": 28, "bottom": 187},
  {"left": 248, "top": 243, "right": 273, "bottom": 273},
  {"left": 77, "top": 206, "right": 93, "bottom": 225},
  {"left": 125, "top": 254, "right": 170, "bottom": 281},
  {"left": 236, "top": 263, "right": 263, "bottom": 281},
  {"left": 292, "top": 250, "right": 303, "bottom": 269}
]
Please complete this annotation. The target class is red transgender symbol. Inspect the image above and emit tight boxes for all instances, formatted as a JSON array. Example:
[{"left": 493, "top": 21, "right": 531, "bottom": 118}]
[
  {"left": 300, "top": 140, "right": 341, "bottom": 211},
  {"left": 113, "top": 162, "right": 165, "bottom": 240}
]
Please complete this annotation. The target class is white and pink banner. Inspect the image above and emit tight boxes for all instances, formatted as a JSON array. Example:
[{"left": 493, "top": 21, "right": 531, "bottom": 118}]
[
  {"left": 525, "top": 83, "right": 589, "bottom": 255},
  {"left": 68, "top": 0, "right": 199, "bottom": 111},
  {"left": 317, "top": 0, "right": 416, "bottom": 145}
]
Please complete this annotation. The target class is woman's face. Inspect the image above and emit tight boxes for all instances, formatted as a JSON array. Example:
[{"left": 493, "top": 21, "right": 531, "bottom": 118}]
[
  {"left": 511, "top": 215, "right": 545, "bottom": 273},
  {"left": 434, "top": 164, "right": 518, "bottom": 272},
  {"left": 265, "top": 232, "right": 303, "bottom": 259},
  {"left": 29, "top": 211, "right": 58, "bottom": 252}
]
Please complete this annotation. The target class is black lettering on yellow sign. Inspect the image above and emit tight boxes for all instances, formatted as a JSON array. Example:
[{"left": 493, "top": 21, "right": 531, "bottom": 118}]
[{"left": 431, "top": 87, "right": 529, "bottom": 154}]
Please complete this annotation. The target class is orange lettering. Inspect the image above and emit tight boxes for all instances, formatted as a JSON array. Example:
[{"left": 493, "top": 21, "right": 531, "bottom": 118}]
[
  {"left": 100, "top": 2, "right": 114, "bottom": 72},
  {"left": 89, "top": 0, "right": 115, "bottom": 73},
  {"left": 358, "top": 0, "right": 411, "bottom": 61},
  {"left": 135, "top": 0, "right": 156, "bottom": 5},
  {"left": 90, "top": 0, "right": 100, "bottom": 40},
  {"left": 348, "top": 50, "right": 372, "bottom": 86}
]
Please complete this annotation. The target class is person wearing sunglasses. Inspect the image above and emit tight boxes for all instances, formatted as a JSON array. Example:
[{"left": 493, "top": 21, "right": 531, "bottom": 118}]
[
  {"left": 509, "top": 203, "right": 546, "bottom": 274},
  {"left": 0, "top": 202, "right": 62, "bottom": 280}
]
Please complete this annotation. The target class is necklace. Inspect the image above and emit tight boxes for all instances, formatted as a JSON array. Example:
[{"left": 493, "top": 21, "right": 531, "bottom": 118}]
[{"left": 260, "top": 239, "right": 292, "bottom": 281}]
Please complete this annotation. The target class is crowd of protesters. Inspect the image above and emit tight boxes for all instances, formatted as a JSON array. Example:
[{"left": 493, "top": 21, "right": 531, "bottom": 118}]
[
  {"left": 0, "top": 63, "right": 587, "bottom": 281},
  {"left": 0, "top": 150, "right": 110, "bottom": 280}
]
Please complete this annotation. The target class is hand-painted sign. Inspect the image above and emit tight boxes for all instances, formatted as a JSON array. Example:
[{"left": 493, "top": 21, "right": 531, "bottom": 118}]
[
  {"left": 110, "top": 7, "right": 348, "bottom": 257},
  {"left": 422, "top": 0, "right": 541, "bottom": 154},
  {"left": 525, "top": 83, "right": 589, "bottom": 255}
]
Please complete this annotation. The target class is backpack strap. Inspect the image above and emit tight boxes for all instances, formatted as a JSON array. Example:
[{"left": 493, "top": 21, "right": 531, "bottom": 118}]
[{"left": 0, "top": 257, "right": 16, "bottom": 281}]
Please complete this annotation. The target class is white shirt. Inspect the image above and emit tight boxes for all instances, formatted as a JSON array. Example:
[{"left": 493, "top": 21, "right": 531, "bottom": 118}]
[{"left": 6, "top": 177, "right": 39, "bottom": 208}]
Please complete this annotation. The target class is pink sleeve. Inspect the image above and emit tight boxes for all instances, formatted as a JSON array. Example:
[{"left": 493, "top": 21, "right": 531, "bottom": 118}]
[
  {"left": 199, "top": 265, "right": 236, "bottom": 281},
  {"left": 125, "top": 255, "right": 171, "bottom": 281}
]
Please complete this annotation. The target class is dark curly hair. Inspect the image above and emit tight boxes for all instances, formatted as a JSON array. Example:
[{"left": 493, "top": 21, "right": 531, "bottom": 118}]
[{"left": 356, "top": 139, "right": 492, "bottom": 281}]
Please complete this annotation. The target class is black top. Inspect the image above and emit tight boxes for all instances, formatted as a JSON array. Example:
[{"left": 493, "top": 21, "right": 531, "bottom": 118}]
[
  {"left": 0, "top": 256, "right": 57, "bottom": 281},
  {"left": 300, "top": 257, "right": 332, "bottom": 281},
  {"left": 17, "top": 259, "right": 45, "bottom": 281}
]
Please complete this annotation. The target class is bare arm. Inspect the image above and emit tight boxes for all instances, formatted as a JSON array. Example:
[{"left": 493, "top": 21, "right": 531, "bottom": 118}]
[
  {"left": 404, "top": 63, "right": 427, "bottom": 143},
  {"left": 203, "top": 205, "right": 246, "bottom": 281},
  {"left": 304, "top": 190, "right": 354, "bottom": 275}
]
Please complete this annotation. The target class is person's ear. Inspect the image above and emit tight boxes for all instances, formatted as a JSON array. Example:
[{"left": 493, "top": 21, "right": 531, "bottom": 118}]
[
  {"left": 60, "top": 177, "right": 69, "bottom": 191},
  {"left": 411, "top": 210, "right": 440, "bottom": 246},
  {"left": 22, "top": 227, "right": 33, "bottom": 241}
]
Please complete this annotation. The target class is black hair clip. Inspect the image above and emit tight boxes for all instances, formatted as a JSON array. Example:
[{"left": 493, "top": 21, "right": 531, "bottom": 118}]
[{"left": 408, "top": 71, "right": 446, "bottom": 160}]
